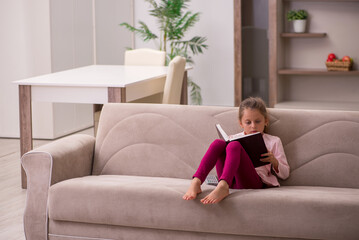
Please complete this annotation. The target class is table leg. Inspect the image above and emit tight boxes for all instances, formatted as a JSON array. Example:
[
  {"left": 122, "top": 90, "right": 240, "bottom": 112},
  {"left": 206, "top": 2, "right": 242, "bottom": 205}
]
[
  {"left": 19, "top": 85, "right": 33, "bottom": 189},
  {"left": 108, "top": 87, "right": 126, "bottom": 103},
  {"left": 181, "top": 70, "right": 188, "bottom": 105}
]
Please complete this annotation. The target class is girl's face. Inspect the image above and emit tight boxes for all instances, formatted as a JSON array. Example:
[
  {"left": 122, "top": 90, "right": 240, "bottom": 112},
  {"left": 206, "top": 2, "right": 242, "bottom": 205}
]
[{"left": 239, "top": 108, "right": 268, "bottom": 135}]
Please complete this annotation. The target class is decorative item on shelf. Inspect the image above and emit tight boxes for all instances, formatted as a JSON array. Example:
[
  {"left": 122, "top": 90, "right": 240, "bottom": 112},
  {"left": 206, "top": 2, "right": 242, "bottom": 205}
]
[
  {"left": 325, "top": 53, "right": 353, "bottom": 71},
  {"left": 326, "top": 61, "right": 353, "bottom": 71},
  {"left": 287, "top": 9, "right": 308, "bottom": 33}
]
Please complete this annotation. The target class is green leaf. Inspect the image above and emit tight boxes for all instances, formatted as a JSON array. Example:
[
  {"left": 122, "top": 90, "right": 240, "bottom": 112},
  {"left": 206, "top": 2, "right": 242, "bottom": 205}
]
[
  {"left": 119, "top": 22, "right": 158, "bottom": 42},
  {"left": 172, "top": 36, "right": 208, "bottom": 55},
  {"left": 287, "top": 9, "right": 308, "bottom": 21},
  {"left": 177, "top": 12, "right": 199, "bottom": 33},
  {"left": 188, "top": 78, "right": 202, "bottom": 105},
  {"left": 138, "top": 21, "right": 158, "bottom": 41}
]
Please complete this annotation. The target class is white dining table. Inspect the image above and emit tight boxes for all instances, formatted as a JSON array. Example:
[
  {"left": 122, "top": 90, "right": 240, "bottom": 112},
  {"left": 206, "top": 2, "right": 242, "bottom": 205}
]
[{"left": 14, "top": 64, "right": 190, "bottom": 188}]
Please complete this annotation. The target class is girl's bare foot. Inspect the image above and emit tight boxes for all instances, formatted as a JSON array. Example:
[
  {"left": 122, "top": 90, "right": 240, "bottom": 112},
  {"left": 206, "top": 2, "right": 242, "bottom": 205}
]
[
  {"left": 201, "top": 180, "right": 229, "bottom": 204},
  {"left": 183, "top": 177, "right": 202, "bottom": 200}
]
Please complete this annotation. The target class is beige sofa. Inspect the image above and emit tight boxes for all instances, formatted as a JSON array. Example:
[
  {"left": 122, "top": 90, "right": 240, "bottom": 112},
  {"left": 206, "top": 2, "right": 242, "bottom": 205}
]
[{"left": 22, "top": 103, "right": 359, "bottom": 240}]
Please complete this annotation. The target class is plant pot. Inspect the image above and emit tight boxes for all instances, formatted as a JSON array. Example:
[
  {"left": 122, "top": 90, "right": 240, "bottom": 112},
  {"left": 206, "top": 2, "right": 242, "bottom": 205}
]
[{"left": 293, "top": 19, "right": 307, "bottom": 33}]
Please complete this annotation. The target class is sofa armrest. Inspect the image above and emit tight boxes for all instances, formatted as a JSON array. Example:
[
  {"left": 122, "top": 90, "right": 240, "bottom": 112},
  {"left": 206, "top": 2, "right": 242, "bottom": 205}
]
[{"left": 21, "top": 134, "right": 95, "bottom": 240}]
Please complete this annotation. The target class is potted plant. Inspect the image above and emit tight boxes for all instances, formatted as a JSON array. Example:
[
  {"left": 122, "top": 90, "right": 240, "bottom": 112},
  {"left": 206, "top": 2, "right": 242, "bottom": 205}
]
[
  {"left": 120, "top": 0, "right": 208, "bottom": 105},
  {"left": 287, "top": 9, "right": 308, "bottom": 33}
]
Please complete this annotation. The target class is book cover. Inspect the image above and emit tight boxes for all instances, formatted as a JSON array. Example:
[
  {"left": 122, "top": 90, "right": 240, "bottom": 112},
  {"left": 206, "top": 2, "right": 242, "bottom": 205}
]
[{"left": 215, "top": 124, "right": 269, "bottom": 168}]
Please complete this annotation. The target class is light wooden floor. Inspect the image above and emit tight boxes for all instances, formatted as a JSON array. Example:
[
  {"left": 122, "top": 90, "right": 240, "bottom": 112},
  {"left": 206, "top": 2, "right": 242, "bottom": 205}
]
[{"left": 0, "top": 128, "right": 94, "bottom": 240}]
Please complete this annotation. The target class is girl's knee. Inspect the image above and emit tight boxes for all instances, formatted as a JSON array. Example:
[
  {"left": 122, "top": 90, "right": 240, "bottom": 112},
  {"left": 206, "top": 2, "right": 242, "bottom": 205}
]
[
  {"left": 212, "top": 139, "right": 226, "bottom": 146},
  {"left": 226, "top": 141, "right": 243, "bottom": 153},
  {"left": 210, "top": 139, "right": 227, "bottom": 150}
]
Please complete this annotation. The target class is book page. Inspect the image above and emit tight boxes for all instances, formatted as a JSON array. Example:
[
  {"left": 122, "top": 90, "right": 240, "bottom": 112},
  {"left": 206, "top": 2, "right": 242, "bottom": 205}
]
[
  {"left": 228, "top": 132, "right": 243, "bottom": 141},
  {"left": 230, "top": 132, "right": 260, "bottom": 141},
  {"left": 215, "top": 124, "right": 229, "bottom": 142}
]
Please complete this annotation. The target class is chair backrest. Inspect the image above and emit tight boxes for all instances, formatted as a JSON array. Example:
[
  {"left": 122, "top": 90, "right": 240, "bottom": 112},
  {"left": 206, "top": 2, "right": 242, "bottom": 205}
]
[
  {"left": 124, "top": 48, "right": 166, "bottom": 66},
  {"left": 162, "top": 56, "right": 186, "bottom": 104}
]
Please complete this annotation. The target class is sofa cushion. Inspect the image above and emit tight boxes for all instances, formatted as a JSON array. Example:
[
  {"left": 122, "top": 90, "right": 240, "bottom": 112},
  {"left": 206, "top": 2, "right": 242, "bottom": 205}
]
[
  {"left": 93, "top": 104, "right": 240, "bottom": 179},
  {"left": 48, "top": 175, "right": 359, "bottom": 239},
  {"left": 267, "top": 108, "right": 359, "bottom": 188},
  {"left": 94, "top": 104, "right": 359, "bottom": 189}
]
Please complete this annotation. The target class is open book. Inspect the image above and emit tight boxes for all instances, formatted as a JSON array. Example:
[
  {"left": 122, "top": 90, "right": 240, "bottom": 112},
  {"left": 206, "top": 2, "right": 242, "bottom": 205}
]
[{"left": 215, "top": 124, "right": 269, "bottom": 168}]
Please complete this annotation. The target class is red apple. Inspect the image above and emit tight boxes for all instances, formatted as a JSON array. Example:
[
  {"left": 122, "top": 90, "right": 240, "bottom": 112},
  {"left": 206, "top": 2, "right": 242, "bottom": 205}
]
[
  {"left": 328, "top": 53, "right": 336, "bottom": 61},
  {"left": 326, "top": 58, "right": 333, "bottom": 62},
  {"left": 342, "top": 56, "right": 351, "bottom": 62}
]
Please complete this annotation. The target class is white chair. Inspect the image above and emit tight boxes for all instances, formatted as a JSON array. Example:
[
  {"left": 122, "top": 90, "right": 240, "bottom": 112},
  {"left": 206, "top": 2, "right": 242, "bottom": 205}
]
[
  {"left": 125, "top": 49, "right": 186, "bottom": 105},
  {"left": 162, "top": 56, "right": 186, "bottom": 104},
  {"left": 124, "top": 48, "right": 166, "bottom": 66},
  {"left": 124, "top": 48, "right": 167, "bottom": 104}
]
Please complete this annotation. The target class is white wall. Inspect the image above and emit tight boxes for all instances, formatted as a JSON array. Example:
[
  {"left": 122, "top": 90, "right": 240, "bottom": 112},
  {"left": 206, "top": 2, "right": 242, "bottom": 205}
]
[
  {"left": 95, "top": 0, "right": 133, "bottom": 65},
  {"left": 0, "top": 0, "right": 95, "bottom": 139},
  {"left": 0, "top": 0, "right": 52, "bottom": 138},
  {"left": 133, "top": 0, "right": 234, "bottom": 106}
]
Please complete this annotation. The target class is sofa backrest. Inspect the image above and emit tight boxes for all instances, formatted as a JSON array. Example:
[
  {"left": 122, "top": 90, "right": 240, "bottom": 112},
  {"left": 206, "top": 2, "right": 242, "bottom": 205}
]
[{"left": 93, "top": 103, "right": 359, "bottom": 188}]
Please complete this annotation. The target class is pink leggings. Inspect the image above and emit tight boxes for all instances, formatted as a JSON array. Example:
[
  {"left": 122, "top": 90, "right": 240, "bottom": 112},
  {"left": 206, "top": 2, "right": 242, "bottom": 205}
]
[{"left": 193, "top": 139, "right": 263, "bottom": 189}]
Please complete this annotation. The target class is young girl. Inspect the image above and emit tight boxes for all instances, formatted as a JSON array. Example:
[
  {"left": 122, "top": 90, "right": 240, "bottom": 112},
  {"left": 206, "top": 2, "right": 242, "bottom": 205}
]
[{"left": 183, "top": 97, "right": 290, "bottom": 204}]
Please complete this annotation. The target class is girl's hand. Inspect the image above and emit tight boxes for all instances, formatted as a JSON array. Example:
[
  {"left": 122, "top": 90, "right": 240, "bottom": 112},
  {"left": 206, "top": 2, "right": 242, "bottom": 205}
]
[{"left": 261, "top": 151, "right": 279, "bottom": 172}]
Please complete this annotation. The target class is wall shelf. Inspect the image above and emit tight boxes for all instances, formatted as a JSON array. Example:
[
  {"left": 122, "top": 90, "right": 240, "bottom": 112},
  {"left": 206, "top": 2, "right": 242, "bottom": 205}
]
[
  {"left": 278, "top": 68, "right": 359, "bottom": 75},
  {"left": 269, "top": 0, "right": 359, "bottom": 111},
  {"left": 284, "top": 0, "right": 359, "bottom": 2},
  {"left": 281, "top": 33, "right": 327, "bottom": 38}
]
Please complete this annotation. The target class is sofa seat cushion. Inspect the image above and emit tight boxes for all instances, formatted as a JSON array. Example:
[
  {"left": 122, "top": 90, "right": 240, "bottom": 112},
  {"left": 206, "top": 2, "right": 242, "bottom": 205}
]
[{"left": 48, "top": 175, "right": 359, "bottom": 239}]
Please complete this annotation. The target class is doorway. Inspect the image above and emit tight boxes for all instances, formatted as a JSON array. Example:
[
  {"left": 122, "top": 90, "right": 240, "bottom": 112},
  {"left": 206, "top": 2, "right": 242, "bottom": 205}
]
[{"left": 234, "top": 0, "right": 269, "bottom": 105}]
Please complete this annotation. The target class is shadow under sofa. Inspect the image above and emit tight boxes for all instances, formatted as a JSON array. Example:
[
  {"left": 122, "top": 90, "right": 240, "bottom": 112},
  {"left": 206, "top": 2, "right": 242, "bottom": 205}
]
[{"left": 22, "top": 103, "right": 359, "bottom": 240}]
